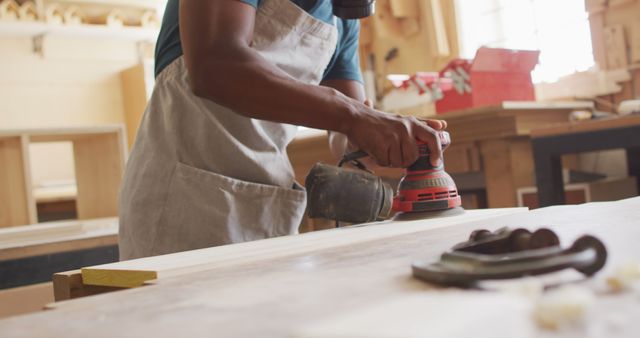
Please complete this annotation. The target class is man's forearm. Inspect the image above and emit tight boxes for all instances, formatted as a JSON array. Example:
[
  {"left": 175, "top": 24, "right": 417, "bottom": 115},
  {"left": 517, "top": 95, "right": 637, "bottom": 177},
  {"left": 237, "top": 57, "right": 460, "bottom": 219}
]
[
  {"left": 186, "top": 42, "right": 362, "bottom": 135},
  {"left": 320, "top": 79, "right": 366, "bottom": 159}
]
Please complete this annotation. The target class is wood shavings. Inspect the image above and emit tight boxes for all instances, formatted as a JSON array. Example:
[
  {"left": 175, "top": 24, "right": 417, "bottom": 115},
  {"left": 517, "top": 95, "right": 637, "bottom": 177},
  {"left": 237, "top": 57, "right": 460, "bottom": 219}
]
[
  {"left": 484, "top": 277, "right": 545, "bottom": 300},
  {"left": 533, "top": 285, "right": 595, "bottom": 331},
  {"left": 606, "top": 262, "right": 640, "bottom": 292}
]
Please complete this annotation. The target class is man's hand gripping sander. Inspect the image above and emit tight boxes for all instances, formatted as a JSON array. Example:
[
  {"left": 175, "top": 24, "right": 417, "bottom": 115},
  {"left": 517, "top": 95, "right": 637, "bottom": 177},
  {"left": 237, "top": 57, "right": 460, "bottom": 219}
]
[{"left": 305, "top": 131, "right": 462, "bottom": 224}]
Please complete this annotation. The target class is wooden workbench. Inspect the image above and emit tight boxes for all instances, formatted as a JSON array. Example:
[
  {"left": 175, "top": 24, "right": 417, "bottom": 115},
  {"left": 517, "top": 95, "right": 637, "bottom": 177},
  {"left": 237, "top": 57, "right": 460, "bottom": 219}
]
[
  {"left": 440, "top": 101, "right": 594, "bottom": 208},
  {"left": 1, "top": 198, "right": 639, "bottom": 337},
  {"left": 531, "top": 115, "right": 640, "bottom": 207}
]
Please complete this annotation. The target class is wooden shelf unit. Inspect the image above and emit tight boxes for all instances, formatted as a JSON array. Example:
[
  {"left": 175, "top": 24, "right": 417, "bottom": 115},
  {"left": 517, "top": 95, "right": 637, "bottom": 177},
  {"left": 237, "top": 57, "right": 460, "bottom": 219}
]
[
  {"left": 0, "top": 21, "right": 159, "bottom": 42},
  {"left": 51, "top": 0, "right": 163, "bottom": 9},
  {"left": 0, "top": 126, "right": 127, "bottom": 228}
]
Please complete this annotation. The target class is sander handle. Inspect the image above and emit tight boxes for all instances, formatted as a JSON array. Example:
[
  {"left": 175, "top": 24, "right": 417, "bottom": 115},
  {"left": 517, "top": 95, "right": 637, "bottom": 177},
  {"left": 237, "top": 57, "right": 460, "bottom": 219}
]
[
  {"left": 340, "top": 130, "right": 451, "bottom": 168},
  {"left": 416, "top": 130, "right": 451, "bottom": 149}
]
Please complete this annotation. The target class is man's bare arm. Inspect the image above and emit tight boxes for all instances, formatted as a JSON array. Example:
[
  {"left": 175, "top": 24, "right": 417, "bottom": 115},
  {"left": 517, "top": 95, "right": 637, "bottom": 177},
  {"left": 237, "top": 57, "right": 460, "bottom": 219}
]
[{"left": 180, "top": 1, "right": 443, "bottom": 167}]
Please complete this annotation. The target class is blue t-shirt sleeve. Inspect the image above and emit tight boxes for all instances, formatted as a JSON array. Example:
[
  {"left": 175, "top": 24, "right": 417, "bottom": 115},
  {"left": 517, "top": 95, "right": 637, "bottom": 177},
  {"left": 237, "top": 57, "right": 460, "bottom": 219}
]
[
  {"left": 323, "top": 19, "right": 363, "bottom": 83},
  {"left": 236, "top": 1, "right": 362, "bottom": 83},
  {"left": 239, "top": 0, "right": 260, "bottom": 8}
]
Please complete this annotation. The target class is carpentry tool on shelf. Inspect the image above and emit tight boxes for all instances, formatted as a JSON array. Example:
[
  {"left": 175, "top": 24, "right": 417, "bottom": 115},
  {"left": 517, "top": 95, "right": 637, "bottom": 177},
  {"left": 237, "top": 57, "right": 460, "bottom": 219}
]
[
  {"left": 412, "top": 227, "right": 608, "bottom": 287},
  {"left": 305, "top": 131, "right": 462, "bottom": 224}
]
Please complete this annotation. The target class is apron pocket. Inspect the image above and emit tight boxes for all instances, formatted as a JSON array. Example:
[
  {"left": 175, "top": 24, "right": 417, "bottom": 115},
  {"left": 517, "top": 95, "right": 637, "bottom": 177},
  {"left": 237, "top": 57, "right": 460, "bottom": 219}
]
[{"left": 151, "top": 162, "right": 307, "bottom": 256}]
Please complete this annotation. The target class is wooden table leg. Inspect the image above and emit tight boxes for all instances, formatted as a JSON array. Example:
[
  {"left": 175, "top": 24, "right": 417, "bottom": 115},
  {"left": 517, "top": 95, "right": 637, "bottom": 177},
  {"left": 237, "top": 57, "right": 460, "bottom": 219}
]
[
  {"left": 479, "top": 138, "right": 535, "bottom": 208},
  {"left": 532, "top": 139, "right": 565, "bottom": 207},
  {"left": 627, "top": 147, "right": 640, "bottom": 194},
  {"left": 0, "top": 136, "right": 36, "bottom": 227}
]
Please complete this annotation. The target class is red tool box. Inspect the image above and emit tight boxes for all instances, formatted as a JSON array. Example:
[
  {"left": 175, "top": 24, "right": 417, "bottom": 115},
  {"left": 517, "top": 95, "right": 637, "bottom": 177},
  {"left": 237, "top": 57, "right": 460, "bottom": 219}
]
[{"left": 435, "top": 47, "right": 540, "bottom": 114}]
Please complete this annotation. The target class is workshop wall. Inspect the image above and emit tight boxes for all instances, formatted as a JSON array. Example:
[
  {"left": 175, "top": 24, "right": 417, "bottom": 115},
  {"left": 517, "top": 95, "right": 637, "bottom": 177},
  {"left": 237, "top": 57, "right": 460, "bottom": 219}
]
[
  {"left": 0, "top": 36, "right": 141, "bottom": 185},
  {"left": 359, "top": 0, "right": 459, "bottom": 110}
]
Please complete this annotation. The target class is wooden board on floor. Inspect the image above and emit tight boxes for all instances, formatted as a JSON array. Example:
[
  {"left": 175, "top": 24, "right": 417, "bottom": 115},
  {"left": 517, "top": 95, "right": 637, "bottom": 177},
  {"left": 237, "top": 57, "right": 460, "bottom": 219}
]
[{"left": 0, "top": 198, "right": 639, "bottom": 337}]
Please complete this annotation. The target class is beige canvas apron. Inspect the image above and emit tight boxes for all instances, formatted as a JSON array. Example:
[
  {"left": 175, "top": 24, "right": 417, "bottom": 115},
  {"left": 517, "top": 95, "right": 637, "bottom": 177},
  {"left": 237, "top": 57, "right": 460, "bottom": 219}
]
[{"left": 118, "top": 0, "right": 338, "bottom": 260}]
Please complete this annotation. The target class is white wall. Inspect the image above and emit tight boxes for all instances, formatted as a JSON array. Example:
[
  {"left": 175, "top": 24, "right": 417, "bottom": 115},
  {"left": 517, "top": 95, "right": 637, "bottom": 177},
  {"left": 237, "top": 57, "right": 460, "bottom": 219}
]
[
  {"left": 455, "top": 0, "right": 594, "bottom": 83},
  {"left": 0, "top": 35, "right": 145, "bottom": 186}
]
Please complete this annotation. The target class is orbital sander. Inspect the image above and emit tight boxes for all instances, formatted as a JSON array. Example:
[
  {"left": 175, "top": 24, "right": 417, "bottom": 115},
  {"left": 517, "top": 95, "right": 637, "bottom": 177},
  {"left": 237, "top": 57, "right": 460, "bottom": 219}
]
[
  {"left": 393, "top": 132, "right": 461, "bottom": 213},
  {"left": 305, "top": 131, "right": 462, "bottom": 224}
]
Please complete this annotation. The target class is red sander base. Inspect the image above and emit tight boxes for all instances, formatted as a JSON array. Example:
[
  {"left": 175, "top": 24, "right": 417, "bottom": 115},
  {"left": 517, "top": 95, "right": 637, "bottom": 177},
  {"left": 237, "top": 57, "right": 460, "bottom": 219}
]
[{"left": 392, "top": 136, "right": 462, "bottom": 213}]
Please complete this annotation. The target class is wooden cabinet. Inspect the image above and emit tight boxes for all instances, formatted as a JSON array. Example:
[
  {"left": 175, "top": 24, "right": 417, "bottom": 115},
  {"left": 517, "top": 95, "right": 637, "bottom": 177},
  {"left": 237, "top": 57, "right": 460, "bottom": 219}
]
[{"left": 0, "top": 126, "right": 126, "bottom": 227}]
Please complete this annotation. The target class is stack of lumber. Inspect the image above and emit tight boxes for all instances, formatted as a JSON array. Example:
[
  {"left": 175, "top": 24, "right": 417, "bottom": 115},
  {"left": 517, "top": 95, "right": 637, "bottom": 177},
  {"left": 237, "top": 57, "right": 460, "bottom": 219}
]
[
  {"left": 584, "top": 0, "right": 640, "bottom": 107},
  {"left": 586, "top": 0, "right": 640, "bottom": 71}
]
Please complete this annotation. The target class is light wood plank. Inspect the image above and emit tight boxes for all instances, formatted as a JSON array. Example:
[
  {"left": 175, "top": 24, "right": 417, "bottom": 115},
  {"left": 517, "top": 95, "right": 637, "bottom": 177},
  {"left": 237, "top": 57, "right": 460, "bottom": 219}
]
[
  {"left": 604, "top": 25, "right": 629, "bottom": 69},
  {"left": 53, "top": 270, "right": 122, "bottom": 302},
  {"left": 81, "top": 208, "right": 526, "bottom": 288},
  {"left": 631, "top": 21, "right": 640, "bottom": 63},
  {"left": 0, "top": 217, "right": 118, "bottom": 261},
  {"left": 0, "top": 125, "right": 125, "bottom": 140},
  {"left": 0, "top": 136, "right": 34, "bottom": 227},
  {"left": 73, "top": 132, "right": 125, "bottom": 219},
  {"left": 0, "top": 282, "right": 53, "bottom": 319},
  {"left": 480, "top": 139, "right": 514, "bottom": 207},
  {"left": 480, "top": 138, "right": 534, "bottom": 208},
  {"left": 531, "top": 115, "right": 640, "bottom": 138},
  {"left": 424, "top": 0, "right": 450, "bottom": 58},
  {"left": 120, "top": 63, "right": 149, "bottom": 150},
  {"left": 588, "top": 11, "right": 607, "bottom": 68},
  {"left": 442, "top": 102, "right": 594, "bottom": 143}
]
